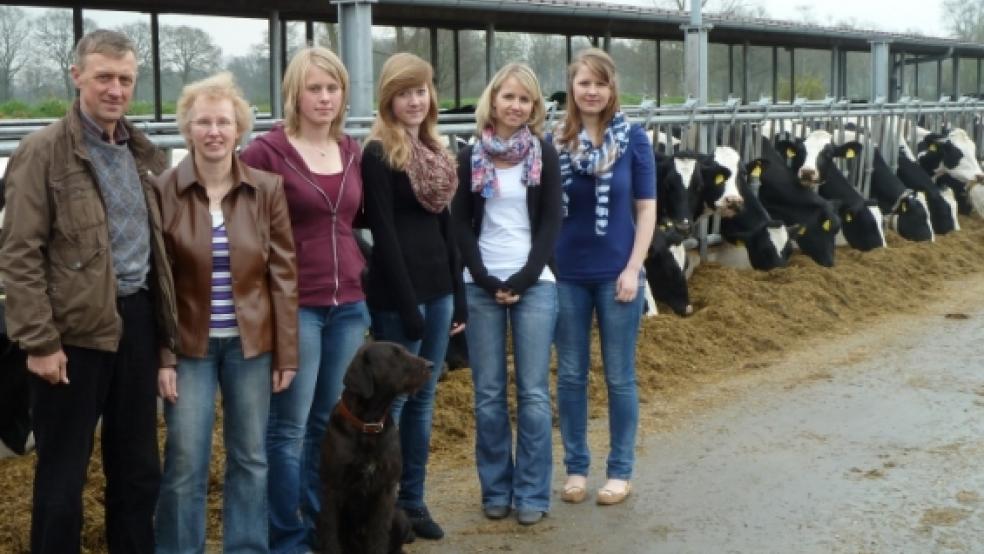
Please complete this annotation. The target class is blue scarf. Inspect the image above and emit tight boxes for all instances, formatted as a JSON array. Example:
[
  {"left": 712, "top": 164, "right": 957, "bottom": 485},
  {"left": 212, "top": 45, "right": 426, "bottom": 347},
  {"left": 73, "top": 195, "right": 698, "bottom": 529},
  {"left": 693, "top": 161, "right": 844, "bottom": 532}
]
[{"left": 555, "top": 112, "right": 631, "bottom": 235}]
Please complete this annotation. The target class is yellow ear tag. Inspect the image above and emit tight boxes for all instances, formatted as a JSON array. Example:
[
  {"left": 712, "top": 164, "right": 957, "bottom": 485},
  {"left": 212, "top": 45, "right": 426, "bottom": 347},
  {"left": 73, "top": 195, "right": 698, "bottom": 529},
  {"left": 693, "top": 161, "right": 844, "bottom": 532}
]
[
  {"left": 845, "top": 213, "right": 853, "bottom": 223},
  {"left": 786, "top": 148, "right": 796, "bottom": 158},
  {"left": 751, "top": 166, "right": 762, "bottom": 178},
  {"left": 901, "top": 202, "right": 908, "bottom": 213},
  {"left": 714, "top": 174, "right": 725, "bottom": 186},
  {"left": 822, "top": 219, "right": 832, "bottom": 232},
  {"left": 845, "top": 148, "right": 856, "bottom": 159},
  {"left": 736, "top": 240, "right": 745, "bottom": 248},
  {"left": 798, "top": 226, "right": 807, "bottom": 236},
  {"left": 928, "top": 144, "right": 938, "bottom": 152}
]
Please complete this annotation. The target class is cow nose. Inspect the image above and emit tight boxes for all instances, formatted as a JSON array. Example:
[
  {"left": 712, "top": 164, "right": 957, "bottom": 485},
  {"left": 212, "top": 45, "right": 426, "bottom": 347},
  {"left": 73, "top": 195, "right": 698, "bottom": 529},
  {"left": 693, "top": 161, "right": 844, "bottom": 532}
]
[{"left": 799, "top": 168, "right": 817, "bottom": 182}]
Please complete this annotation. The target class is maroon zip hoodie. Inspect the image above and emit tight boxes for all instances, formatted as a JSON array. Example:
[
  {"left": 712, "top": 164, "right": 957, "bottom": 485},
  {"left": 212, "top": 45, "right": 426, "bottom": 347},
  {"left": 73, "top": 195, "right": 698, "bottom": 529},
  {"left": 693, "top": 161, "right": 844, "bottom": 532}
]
[{"left": 241, "top": 123, "right": 366, "bottom": 307}]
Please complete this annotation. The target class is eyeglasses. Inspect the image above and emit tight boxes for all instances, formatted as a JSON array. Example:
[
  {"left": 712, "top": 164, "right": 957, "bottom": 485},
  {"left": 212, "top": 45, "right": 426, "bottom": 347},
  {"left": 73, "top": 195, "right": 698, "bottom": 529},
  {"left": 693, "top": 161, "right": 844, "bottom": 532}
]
[{"left": 191, "top": 118, "right": 235, "bottom": 130}]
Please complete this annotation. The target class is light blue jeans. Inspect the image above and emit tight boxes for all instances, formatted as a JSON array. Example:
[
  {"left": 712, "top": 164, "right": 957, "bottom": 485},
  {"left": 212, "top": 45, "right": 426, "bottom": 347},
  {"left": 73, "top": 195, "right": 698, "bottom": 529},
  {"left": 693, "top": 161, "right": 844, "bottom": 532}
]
[
  {"left": 465, "top": 281, "right": 557, "bottom": 513},
  {"left": 266, "top": 302, "right": 369, "bottom": 554},
  {"left": 555, "top": 277, "right": 645, "bottom": 481},
  {"left": 156, "top": 337, "right": 272, "bottom": 554},
  {"left": 370, "top": 294, "right": 453, "bottom": 510}
]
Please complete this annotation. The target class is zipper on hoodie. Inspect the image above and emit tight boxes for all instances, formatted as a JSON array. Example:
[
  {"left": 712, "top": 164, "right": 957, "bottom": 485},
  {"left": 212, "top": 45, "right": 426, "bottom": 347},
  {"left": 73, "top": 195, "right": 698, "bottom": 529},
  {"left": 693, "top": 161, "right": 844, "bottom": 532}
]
[{"left": 283, "top": 149, "right": 355, "bottom": 306}]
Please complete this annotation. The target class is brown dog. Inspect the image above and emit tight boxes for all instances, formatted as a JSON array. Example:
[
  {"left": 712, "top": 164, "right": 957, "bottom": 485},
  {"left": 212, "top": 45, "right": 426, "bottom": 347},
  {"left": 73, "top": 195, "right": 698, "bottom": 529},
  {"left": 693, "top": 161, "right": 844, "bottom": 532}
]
[{"left": 317, "top": 341, "right": 432, "bottom": 554}]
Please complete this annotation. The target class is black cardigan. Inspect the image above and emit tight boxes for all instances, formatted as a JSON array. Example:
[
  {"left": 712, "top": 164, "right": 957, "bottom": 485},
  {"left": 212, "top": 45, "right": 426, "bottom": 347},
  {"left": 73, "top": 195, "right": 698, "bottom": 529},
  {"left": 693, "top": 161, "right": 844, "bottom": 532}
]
[
  {"left": 362, "top": 140, "right": 467, "bottom": 340},
  {"left": 451, "top": 138, "right": 563, "bottom": 296}
]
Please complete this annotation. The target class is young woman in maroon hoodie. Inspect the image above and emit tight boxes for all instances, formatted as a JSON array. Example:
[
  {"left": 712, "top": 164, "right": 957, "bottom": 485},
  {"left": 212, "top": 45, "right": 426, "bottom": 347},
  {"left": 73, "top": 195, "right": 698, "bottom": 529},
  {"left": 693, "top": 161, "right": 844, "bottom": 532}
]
[{"left": 240, "top": 47, "right": 367, "bottom": 553}]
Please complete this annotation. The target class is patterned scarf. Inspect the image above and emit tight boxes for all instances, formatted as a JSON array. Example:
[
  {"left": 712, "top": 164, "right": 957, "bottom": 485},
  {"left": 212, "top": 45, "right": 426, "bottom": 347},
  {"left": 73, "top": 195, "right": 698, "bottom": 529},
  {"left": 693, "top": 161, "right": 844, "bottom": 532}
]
[
  {"left": 405, "top": 134, "right": 458, "bottom": 213},
  {"left": 554, "top": 111, "right": 631, "bottom": 235},
  {"left": 470, "top": 125, "right": 542, "bottom": 198}
]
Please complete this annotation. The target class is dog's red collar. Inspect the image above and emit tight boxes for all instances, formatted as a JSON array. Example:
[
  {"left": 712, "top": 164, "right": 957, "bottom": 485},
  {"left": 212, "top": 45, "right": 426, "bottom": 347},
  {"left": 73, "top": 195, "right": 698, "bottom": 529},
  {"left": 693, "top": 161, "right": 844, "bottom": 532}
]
[{"left": 337, "top": 398, "right": 387, "bottom": 435}]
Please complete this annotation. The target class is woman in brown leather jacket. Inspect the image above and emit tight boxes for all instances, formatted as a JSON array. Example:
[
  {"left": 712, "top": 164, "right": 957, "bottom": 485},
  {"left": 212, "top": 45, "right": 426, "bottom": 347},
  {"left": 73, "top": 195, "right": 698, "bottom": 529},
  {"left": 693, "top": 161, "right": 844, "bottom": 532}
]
[{"left": 153, "top": 72, "right": 298, "bottom": 553}]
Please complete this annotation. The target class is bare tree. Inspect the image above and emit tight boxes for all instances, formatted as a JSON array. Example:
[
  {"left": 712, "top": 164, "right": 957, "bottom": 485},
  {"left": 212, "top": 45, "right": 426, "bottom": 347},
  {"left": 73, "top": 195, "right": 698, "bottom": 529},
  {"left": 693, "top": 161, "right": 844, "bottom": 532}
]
[
  {"left": 34, "top": 10, "right": 97, "bottom": 98},
  {"left": 942, "top": 0, "right": 984, "bottom": 42},
  {"left": 0, "top": 5, "right": 32, "bottom": 102},
  {"left": 161, "top": 25, "right": 221, "bottom": 85}
]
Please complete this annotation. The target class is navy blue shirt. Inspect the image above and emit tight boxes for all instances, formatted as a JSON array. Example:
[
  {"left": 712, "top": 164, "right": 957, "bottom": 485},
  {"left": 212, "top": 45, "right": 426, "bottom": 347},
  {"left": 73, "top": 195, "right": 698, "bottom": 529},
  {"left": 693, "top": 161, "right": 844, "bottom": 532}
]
[{"left": 553, "top": 124, "right": 656, "bottom": 282}]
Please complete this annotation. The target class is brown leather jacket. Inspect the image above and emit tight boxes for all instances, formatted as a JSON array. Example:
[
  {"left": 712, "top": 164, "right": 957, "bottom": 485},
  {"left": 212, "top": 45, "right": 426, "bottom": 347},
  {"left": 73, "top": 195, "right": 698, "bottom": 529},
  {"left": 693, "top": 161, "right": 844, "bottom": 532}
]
[
  {"left": 0, "top": 104, "right": 178, "bottom": 361},
  {"left": 154, "top": 155, "right": 298, "bottom": 370}
]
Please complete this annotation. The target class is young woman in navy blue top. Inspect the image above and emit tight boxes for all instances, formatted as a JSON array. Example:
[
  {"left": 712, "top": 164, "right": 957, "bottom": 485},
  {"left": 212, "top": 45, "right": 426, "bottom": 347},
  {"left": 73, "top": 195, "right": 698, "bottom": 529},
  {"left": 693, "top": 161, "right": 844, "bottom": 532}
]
[{"left": 552, "top": 48, "right": 656, "bottom": 507}]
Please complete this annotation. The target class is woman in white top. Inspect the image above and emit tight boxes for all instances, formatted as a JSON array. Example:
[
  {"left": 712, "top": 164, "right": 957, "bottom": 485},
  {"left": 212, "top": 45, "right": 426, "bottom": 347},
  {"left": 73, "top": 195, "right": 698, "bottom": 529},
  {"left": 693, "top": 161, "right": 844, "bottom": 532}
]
[{"left": 450, "top": 63, "right": 563, "bottom": 526}]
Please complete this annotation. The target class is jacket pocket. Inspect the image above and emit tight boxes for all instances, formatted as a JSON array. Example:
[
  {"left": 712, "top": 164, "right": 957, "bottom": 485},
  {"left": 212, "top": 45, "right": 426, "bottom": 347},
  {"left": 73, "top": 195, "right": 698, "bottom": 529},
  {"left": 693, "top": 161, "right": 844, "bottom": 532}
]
[
  {"left": 48, "top": 245, "right": 114, "bottom": 337},
  {"left": 50, "top": 174, "right": 105, "bottom": 235}
]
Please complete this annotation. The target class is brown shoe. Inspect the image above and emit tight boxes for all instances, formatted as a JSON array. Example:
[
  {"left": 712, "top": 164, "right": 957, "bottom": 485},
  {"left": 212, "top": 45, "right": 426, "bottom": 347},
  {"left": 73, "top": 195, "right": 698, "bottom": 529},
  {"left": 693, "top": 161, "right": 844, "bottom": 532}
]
[
  {"left": 560, "top": 475, "right": 587, "bottom": 504},
  {"left": 596, "top": 481, "right": 631, "bottom": 506}
]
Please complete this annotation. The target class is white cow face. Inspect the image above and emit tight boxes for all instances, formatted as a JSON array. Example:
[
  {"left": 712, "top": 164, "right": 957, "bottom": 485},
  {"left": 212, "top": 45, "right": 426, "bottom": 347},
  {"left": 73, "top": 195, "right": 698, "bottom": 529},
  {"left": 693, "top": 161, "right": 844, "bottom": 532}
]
[
  {"left": 797, "top": 130, "right": 834, "bottom": 185},
  {"left": 940, "top": 186, "right": 961, "bottom": 231},
  {"left": 943, "top": 129, "right": 984, "bottom": 185},
  {"left": 765, "top": 223, "right": 791, "bottom": 259},
  {"left": 866, "top": 204, "right": 887, "bottom": 248},
  {"left": 672, "top": 157, "right": 698, "bottom": 192},
  {"left": 711, "top": 146, "right": 745, "bottom": 217}
]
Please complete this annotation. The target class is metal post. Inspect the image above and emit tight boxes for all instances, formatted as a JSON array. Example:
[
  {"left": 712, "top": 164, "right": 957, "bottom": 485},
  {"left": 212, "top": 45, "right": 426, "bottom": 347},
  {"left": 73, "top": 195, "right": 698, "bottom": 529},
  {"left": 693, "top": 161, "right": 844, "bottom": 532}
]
[
  {"left": 772, "top": 46, "right": 778, "bottom": 103},
  {"left": 337, "top": 0, "right": 377, "bottom": 118},
  {"left": 681, "top": 0, "right": 711, "bottom": 107},
  {"left": 978, "top": 58, "right": 982, "bottom": 95},
  {"left": 73, "top": 7, "right": 84, "bottom": 45},
  {"left": 429, "top": 27, "right": 438, "bottom": 86},
  {"left": 952, "top": 53, "right": 959, "bottom": 97},
  {"left": 789, "top": 48, "right": 795, "bottom": 101},
  {"left": 486, "top": 23, "right": 495, "bottom": 82},
  {"left": 603, "top": 29, "right": 611, "bottom": 52},
  {"left": 566, "top": 35, "right": 573, "bottom": 65},
  {"left": 655, "top": 39, "right": 662, "bottom": 107},
  {"left": 936, "top": 59, "right": 943, "bottom": 99},
  {"left": 728, "top": 44, "right": 734, "bottom": 97},
  {"left": 830, "top": 46, "right": 840, "bottom": 100},
  {"left": 305, "top": 21, "right": 314, "bottom": 46},
  {"left": 150, "top": 13, "right": 162, "bottom": 121},
  {"left": 453, "top": 29, "right": 461, "bottom": 108},
  {"left": 741, "top": 42, "right": 749, "bottom": 104},
  {"left": 870, "top": 40, "right": 890, "bottom": 102},
  {"left": 269, "top": 11, "right": 284, "bottom": 119}
]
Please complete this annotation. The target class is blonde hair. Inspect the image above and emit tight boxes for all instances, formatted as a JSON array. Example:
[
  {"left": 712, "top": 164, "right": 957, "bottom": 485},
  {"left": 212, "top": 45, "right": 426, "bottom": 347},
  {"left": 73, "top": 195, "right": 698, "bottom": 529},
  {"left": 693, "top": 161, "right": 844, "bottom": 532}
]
[
  {"left": 282, "top": 47, "right": 349, "bottom": 140},
  {"left": 176, "top": 72, "right": 253, "bottom": 148},
  {"left": 474, "top": 63, "right": 546, "bottom": 138},
  {"left": 367, "top": 53, "right": 447, "bottom": 170},
  {"left": 557, "top": 48, "right": 621, "bottom": 149}
]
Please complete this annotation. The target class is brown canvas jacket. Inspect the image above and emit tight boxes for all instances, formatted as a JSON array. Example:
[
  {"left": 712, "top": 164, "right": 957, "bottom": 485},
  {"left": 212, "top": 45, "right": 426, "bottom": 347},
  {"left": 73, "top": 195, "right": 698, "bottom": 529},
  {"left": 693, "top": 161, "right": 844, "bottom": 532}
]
[
  {"left": 0, "top": 103, "right": 178, "bottom": 363},
  {"left": 153, "top": 154, "right": 298, "bottom": 370}
]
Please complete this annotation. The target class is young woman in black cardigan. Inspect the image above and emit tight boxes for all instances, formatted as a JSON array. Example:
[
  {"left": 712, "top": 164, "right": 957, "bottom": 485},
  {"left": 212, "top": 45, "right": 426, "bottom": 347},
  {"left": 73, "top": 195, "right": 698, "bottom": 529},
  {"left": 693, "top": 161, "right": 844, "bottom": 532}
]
[
  {"left": 451, "top": 63, "right": 562, "bottom": 527},
  {"left": 360, "top": 52, "right": 466, "bottom": 541}
]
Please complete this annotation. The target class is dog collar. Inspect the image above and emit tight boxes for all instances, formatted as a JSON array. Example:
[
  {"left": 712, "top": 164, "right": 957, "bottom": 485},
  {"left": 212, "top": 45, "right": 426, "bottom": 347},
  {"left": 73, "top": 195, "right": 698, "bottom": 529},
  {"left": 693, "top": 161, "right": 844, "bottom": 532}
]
[{"left": 337, "top": 398, "right": 387, "bottom": 435}]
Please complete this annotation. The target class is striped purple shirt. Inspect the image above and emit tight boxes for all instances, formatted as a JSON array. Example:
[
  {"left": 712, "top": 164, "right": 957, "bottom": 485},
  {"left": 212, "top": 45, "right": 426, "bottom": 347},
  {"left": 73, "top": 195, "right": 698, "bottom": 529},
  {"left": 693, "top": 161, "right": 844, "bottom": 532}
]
[{"left": 210, "top": 211, "right": 239, "bottom": 337}]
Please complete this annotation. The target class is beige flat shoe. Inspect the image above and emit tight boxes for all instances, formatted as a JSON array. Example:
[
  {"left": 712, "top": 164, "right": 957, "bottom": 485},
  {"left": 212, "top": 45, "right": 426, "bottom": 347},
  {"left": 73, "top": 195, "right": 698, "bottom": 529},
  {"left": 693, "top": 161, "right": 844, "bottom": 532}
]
[
  {"left": 596, "top": 481, "right": 631, "bottom": 506},
  {"left": 561, "top": 475, "right": 588, "bottom": 504}
]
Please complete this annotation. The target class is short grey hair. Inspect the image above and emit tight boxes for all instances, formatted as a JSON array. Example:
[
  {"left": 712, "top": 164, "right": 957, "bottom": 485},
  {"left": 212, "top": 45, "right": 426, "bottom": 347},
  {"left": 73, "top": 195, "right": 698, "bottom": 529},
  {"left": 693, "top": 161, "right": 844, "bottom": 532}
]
[{"left": 74, "top": 29, "right": 137, "bottom": 69}]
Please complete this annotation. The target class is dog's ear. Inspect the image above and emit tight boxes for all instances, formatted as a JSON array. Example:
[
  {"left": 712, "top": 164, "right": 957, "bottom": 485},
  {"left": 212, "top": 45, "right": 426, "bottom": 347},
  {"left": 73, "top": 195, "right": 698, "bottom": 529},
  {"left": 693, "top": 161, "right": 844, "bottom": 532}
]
[{"left": 343, "top": 347, "right": 375, "bottom": 398}]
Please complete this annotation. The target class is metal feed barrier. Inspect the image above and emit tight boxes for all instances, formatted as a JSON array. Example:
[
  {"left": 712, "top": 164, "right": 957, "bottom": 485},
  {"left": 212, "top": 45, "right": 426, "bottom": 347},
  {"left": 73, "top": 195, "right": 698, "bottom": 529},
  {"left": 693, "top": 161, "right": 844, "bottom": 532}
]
[{"left": 2, "top": 99, "right": 983, "bottom": 260}]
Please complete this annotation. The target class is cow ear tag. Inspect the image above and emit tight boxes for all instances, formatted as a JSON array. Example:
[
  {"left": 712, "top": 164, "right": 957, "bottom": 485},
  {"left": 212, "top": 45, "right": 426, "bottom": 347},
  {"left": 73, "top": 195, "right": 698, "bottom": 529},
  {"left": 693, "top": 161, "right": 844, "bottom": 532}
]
[
  {"left": 822, "top": 219, "right": 832, "bottom": 232},
  {"left": 736, "top": 240, "right": 745, "bottom": 248},
  {"left": 750, "top": 165, "right": 762, "bottom": 178},
  {"left": 798, "top": 226, "right": 807, "bottom": 236},
  {"left": 845, "top": 213, "right": 853, "bottom": 222},
  {"left": 901, "top": 202, "right": 908, "bottom": 213},
  {"left": 845, "top": 148, "right": 856, "bottom": 159},
  {"left": 786, "top": 148, "right": 796, "bottom": 158},
  {"left": 715, "top": 174, "right": 725, "bottom": 186},
  {"left": 928, "top": 144, "right": 938, "bottom": 152}
]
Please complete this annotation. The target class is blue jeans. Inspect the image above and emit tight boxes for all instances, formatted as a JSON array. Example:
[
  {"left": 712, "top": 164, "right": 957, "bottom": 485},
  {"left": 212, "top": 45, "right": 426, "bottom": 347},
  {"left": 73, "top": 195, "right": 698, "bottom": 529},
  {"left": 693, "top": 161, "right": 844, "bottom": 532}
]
[
  {"left": 465, "top": 282, "right": 557, "bottom": 512},
  {"left": 555, "top": 277, "right": 644, "bottom": 480},
  {"left": 266, "top": 302, "right": 369, "bottom": 554},
  {"left": 156, "top": 337, "right": 272, "bottom": 554},
  {"left": 370, "top": 294, "right": 453, "bottom": 510}
]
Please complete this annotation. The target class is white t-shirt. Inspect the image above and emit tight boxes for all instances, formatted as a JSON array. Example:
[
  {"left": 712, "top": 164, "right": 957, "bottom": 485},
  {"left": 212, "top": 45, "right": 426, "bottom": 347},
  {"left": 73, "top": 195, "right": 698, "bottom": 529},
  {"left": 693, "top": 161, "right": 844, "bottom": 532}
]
[{"left": 463, "top": 163, "right": 555, "bottom": 284}]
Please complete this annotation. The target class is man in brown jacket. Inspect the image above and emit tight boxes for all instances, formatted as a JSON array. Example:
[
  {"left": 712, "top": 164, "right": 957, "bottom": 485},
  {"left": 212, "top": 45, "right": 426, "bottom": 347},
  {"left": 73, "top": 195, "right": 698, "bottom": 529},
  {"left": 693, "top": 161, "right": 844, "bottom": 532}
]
[{"left": 0, "top": 30, "right": 178, "bottom": 554}]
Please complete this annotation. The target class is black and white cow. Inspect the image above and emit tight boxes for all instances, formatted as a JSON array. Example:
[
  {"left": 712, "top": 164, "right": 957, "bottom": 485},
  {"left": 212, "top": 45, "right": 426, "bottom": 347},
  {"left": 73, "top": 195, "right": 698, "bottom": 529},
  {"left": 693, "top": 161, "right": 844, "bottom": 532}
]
[
  {"left": 917, "top": 129, "right": 984, "bottom": 218},
  {"left": 0, "top": 304, "right": 31, "bottom": 458},
  {"left": 895, "top": 147, "right": 959, "bottom": 234},
  {"left": 814, "top": 143, "right": 886, "bottom": 251},
  {"left": 758, "top": 137, "right": 842, "bottom": 267},
  {"left": 643, "top": 226, "right": 694, "bottom": 316},
  {"left": 656, "top": 150, "right": 741, "bottom": 222},
  {"left": 719, "top": 158, "right": 797, "bottom": 271},
  {"left": 870, "top": 147, "right": 935, "bottom": 242}
]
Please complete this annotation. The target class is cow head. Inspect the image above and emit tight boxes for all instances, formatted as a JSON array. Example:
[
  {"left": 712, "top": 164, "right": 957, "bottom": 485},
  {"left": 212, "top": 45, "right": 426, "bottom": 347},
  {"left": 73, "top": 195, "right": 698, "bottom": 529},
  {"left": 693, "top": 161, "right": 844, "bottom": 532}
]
[
  {"left": 885, "top": 191, "right": 934, "bottom": 242},
  {"left": 695, "top": 157, "right": 735, "bottom": 217},
  {"left": 838, "top": 199, "right": 886, "bottom": 252},
  {"left": 644, "top": 228, "right": 693, "bottom": 316},
  {"left": 654, "top": 151, "right": 692, "bottom": 232},
  {"left": 918, "top": 129, "right": 984, "bottom": 185},
  {"left": 710, "top": 146, "right": 748, "bottom": 217},
  {"left": 791, "top": 205, "right": 841, "bottom": 267}
]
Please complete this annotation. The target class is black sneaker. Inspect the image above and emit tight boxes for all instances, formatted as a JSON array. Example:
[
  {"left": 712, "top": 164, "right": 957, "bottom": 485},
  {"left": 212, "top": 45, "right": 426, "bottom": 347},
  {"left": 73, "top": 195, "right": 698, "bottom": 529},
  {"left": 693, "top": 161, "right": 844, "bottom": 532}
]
[{"left": 403, "top": 505, "right": 444, "bottom": 540}]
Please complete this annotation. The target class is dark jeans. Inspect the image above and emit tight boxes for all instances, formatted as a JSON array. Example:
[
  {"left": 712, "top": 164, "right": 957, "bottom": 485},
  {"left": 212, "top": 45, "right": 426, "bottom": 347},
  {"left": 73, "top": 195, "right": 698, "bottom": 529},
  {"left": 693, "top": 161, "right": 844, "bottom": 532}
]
[{"left": 29, "top": 289, "right": 161, "bottom": 554}]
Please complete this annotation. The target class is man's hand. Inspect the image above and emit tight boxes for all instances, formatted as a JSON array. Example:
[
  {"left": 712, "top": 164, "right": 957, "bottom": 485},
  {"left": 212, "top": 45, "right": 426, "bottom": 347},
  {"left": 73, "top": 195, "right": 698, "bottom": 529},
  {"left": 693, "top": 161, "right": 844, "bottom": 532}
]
[
  {"left": 27, "top": 350, "right": 69, "bottom": 385},
  {"left": 158, "top": 368, "right": 178, "bottom": 404},
  {"left": 272, "top": 368, "right": 297, "bottom": 393}
]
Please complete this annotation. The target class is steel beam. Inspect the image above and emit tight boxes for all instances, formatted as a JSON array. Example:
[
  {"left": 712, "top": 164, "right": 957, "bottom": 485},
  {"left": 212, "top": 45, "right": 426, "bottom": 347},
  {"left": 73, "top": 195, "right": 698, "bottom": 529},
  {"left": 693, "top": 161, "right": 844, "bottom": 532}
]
[
  {"left": 870, "top": 40, "right": 890, "bottom": 102},
  {"left": 270, "top": 11, "right": 284, "bottom": 119},
  {"left": 336, "top": 0, "right": 376, "bottom": 118},
  {"left": 486, "top": 22, "right": 495, "bottom": 82}
]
